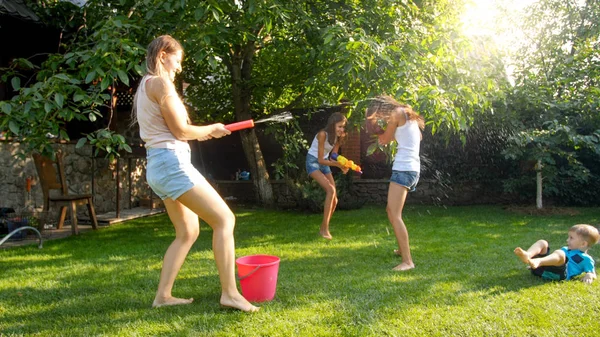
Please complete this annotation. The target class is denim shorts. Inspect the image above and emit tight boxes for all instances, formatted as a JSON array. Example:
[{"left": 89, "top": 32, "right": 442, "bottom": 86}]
[
  {"left": 306, "top": 154, "right": 332, "bottom": 175},
  {"left": 146, "top": 147, "right": 204, "bottom": 200},
  {"left": 390, "top": 170, "right": 419, "bottom": 192}
]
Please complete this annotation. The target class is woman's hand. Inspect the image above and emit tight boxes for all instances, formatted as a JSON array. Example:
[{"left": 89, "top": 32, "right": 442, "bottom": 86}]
[
  {"left": 334, "top": 161, "right": 350, "bottom": 174},
  {"left": 209, "top": 123, "right": 231, "bottom": 139},
  {"left": 377, "top": 108, "right": 401, "bottom": 145}
]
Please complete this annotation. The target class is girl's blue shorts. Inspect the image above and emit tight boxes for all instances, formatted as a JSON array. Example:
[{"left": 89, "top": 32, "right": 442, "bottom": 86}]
[
  {"left": 390, "top": 170, "right": 419, "bottom": 192},
  {"left": 146, "top": 147, "right": 204, "bottom": 200},
  {"left": 306, "top": 154, "right": 332, "bottom": 175}
]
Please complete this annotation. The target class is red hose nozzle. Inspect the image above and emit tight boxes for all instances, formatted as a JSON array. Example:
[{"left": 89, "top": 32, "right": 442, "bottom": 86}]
[{"left": 225, "top": 120, "right": 255, "bottom": 132}]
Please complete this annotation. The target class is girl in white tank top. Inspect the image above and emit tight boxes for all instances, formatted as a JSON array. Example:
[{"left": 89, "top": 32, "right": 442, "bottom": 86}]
[
  {"left": 305, "top": 112, "right": 349, "bottom": 240},
  {"left": 365, "top": 95, "right": 424, "bottom": 272}
]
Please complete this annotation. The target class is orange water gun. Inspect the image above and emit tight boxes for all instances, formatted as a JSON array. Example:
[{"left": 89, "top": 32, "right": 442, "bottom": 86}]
[{"left": 330, "top": 153, "right": 362, "bottom": 174}]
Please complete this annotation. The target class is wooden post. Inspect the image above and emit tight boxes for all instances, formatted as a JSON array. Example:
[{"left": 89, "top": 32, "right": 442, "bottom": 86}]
[
  {"left": 116, "top": 158, "right": 121, "bottom": 218},
  {"left": 128, "top": 157, "right": 132, "bottom": 209},
  {"left": 535, "top": 159, "right": 543, "bottom": 209}
]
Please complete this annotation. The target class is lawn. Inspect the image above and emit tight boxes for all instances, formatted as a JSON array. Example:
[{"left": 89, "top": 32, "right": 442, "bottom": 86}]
[{"left": 1, "top": 205, "right": 600, "bottom": 336}]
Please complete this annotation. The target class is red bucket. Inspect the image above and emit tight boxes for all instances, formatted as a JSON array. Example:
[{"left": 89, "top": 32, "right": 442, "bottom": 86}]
[{"left": 236, "top": 255, "right": 280, "bottom": 302}]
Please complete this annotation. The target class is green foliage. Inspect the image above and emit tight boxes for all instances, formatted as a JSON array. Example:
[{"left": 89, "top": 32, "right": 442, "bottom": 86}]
[
  {"left": 0, "top": 70, "right": 108, "bottom": 158},
  {"left": 500, "top": 0, "right": 600, "bottom": 205},
  {"left": 267, "top": 119, "right": 308, "bottom": 180},
  {"left": 0, "top": 3, "right": 146, "bottom": 159},
  {"left": 76, "top": 129, "right": 133, "bottom": 161},
  {"left": 300, "top": 178, "right": 326, "bottom": 212},
  {"left": 172, "top": 0, "right": 504, "bottom": 134}
]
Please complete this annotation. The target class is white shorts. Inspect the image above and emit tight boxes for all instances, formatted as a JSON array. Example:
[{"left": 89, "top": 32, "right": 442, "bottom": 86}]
[{"left": 146, "top": 147, "right": 204, "bottom": 200}]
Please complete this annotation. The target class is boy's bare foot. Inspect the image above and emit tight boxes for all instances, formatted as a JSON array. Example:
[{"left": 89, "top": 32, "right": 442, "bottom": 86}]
[
  {"left": 152, "top": 296, "right": 194, "bottom": 308},
  {"left": 514, "top": 247, "right": 531, "bottom": 264},
  {"left": 220, "top": 293, "right": 260, "bottom": 312},
  {"left": 514, "top": 247, "right": 538, "bottom": 269},
  {"left": 320, "top": 231, "right": 332, "bottom": 240},
  {"left": 393, "top": 249, "right": 401, "bottom": 256},
  {"left": 392, "top": 262, "right": 414, "bottom": 271}
]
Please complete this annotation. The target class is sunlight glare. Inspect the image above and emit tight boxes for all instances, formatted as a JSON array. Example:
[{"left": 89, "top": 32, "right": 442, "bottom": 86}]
[{"left": 461, "top": 0, "right": 537, "bottom": 51}]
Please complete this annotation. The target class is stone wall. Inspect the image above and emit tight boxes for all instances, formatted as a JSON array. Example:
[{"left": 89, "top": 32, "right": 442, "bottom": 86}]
[
  {"left": 1, "top": 140, "right": 509, "bottom": 223},
  {"left": 212, "top": 177, "right": 510, "bottom": 208},
  {"left": 214, "top": 180, "right": 298, "bottom": 208},
  {"left": 0, "top": 141, "right": 152, "bottom": 221}
]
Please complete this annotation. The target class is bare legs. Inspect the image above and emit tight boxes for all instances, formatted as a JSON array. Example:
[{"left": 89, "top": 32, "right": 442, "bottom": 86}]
[
  {"left": 152, "top": 199, "right": 199, "bottom": 308},
  {"left": 387, "top": 183, "right": 414, "bottom": 271},
  {"left": 153, "top": 177, "right": 258, "bottom": 312},
  {"left": 514, "top": 239, "right": 566, "bottom": 269},
  {"left": 309, "top": 171, "right": 337, "bottom": 240}
]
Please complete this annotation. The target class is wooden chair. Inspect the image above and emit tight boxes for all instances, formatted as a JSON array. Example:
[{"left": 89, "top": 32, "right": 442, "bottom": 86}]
[{"left": 32, "top": 151, "right": 98, "bottom": 235}]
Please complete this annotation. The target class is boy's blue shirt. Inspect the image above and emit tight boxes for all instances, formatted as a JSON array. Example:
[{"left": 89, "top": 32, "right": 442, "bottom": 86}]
[{"left": 560, "top": 247, "right": 595, "bottom": 280}]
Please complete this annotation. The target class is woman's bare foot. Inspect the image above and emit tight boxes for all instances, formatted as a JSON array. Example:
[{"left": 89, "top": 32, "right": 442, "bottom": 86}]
[
  {"left": 319, "top": 229, "right": 332, "bottom": 240},
  {"left": 392, "top": 262, "right": 415, "bottom": 271},
  {"left": 220, "top": 293, "right": 260, "bottom": 312},
  {"left": 152, "top": 296, "right": 194, "bottom": 308},
  {"left": 320, "top": 232, "right": 332, "bottom": 240}
]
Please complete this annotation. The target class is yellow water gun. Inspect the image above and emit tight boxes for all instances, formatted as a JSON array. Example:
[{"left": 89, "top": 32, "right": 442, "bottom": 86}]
[{"left": 330, "top": 153, "right": 362, "bottom": 174}]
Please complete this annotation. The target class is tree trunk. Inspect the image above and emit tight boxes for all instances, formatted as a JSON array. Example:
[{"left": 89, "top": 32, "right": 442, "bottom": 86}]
[
  {"left": 229, "top": 43, "right": 274, "bottom": 206},
  {"left": 240, "top": 130, "right": 273, "bottom": 205}
]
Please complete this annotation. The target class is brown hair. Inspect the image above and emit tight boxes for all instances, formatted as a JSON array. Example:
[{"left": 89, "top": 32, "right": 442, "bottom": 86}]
[
  {"left": 323, "top": 112, "right": 347, "bottom": 146},
  {"left": 570, "top": 224, "right": 600, "bottom": 246},
  {"left": 366, "top": 95, "right": 424, "bottom": 131},
  {"left": 146, "top": 35, "right": 183, "bottom": 77},
  {"left": 131, "top": 35, "right": 184, "bottom": 127}
]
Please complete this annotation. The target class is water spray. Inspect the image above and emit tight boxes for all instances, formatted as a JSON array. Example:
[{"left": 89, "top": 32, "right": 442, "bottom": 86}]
[{"left": 225, "top": 112, "right": 294, "bottom": 132}]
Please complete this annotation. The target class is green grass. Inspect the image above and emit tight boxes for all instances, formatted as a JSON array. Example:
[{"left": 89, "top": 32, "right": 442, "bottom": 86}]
[{"left": 2, "top": 205, "right": 600, "bottom": 336}]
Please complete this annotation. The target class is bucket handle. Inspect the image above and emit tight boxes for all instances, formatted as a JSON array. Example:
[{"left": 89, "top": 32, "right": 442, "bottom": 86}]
[{"left": 237, "top": 265, "right": 261, "bottom": 281}]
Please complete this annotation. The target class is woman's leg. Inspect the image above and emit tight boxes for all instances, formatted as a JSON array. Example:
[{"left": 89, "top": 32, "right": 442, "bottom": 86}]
[
  {"left": 153, "top": 198, "right": 200, "bottom": 307},
  {"left": 309, "top": 171, "right": 337, "bottom": 239},
  {"left": 177, "top": 178, "right": 258, "bottom": 312},
  {"left": 387, "top": 183, "right": 414, "bottom": 271}
]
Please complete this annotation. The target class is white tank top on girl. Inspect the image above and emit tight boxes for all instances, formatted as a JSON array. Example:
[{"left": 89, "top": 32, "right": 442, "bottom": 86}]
[
  {"left": 307, "top": 131, "right": 335, "bottom": 159},
  {"left": 136, "top": 75, "right": 189, "bottom": 150},
  {"left": 392, "top": 118, "right": 421, "bottom": 173}
]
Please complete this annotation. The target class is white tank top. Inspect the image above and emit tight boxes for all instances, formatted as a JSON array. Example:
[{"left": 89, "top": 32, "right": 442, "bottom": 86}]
[
  {"left": 136, "top": 75, "right": 189, "bottom": 150},
  {"left": 392, "top": 118, "right": 421, "bottom": 172},
  {"left": 307, "top": 132, "right": 335, "bottom": 159}
]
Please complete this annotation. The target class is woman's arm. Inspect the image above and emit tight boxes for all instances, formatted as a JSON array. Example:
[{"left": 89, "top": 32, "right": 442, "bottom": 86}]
[
  {"left": 377, "top": 109, "right": 403, "bottom": 145},
  {"left": 148, "top": 77, "right": 230, "bottom": 140},
  {"left": 316, "top": 131, "right": 341, "bottom": 168}
]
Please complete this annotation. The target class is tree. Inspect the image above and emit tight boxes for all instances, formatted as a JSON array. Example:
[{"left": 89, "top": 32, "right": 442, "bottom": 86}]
[
  {"left": 502, "top": 0, "right": 600, "bottom": 207},
  {"left": 2, "top": 0, "right": 506, "bottom": 206},
  {"left": 151, "top": 0, "right": 504, "bottom": 204},
  {"left": 0, "top": 0, "right": 147, "bottom": 159}
]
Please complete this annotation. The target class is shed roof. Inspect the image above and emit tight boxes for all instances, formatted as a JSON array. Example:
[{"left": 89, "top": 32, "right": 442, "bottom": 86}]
[{"left": 0, "top": 0, "right": 40, "bottom": 22}]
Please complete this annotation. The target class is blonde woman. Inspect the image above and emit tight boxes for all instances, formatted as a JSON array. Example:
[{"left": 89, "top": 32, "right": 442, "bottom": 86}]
[{"left": 134, "top": 35, "right": 258, "bottom": 312}]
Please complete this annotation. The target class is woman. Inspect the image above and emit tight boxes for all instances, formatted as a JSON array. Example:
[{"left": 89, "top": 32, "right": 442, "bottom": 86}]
[
  {"left": 366, "top": 95, "right": 424, "bottom": 271},
  {"left": 305, "top": 112, "right": 349, "bottom": 240},
  {"left": 134, "top": 35, "right": 258, "bottom": 312}
]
